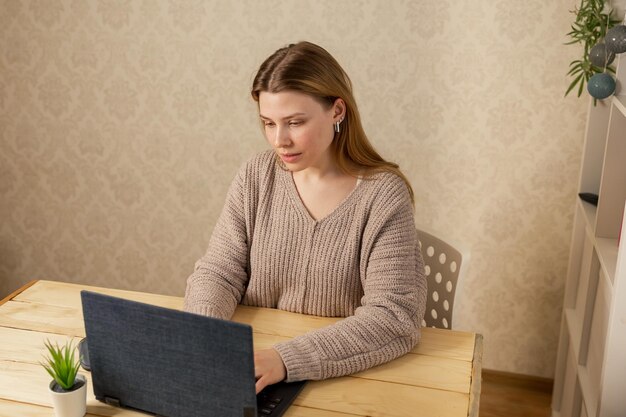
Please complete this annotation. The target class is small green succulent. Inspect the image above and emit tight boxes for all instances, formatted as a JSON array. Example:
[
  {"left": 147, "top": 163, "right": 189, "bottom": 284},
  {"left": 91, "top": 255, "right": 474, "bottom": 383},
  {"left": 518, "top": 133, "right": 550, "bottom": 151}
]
[{"left": 41, "top": 339, "right": 80, "bottom": 391}]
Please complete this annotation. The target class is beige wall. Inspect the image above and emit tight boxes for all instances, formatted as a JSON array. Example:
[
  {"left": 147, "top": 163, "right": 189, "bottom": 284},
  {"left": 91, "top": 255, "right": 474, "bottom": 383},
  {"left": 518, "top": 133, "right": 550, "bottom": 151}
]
[{"left": 0, "top": 1, "right": 594, "bottom": 377}]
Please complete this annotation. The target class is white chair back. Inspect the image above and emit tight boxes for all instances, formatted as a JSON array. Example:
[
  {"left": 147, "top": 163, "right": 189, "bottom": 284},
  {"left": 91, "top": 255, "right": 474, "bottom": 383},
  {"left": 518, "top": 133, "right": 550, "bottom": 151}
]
[{"left": 416, "top": 227, "right": 469, "bottom": 329}]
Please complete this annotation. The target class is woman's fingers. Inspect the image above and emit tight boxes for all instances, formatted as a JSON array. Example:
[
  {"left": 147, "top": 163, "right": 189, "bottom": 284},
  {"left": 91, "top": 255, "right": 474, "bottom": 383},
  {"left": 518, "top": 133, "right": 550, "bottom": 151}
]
[{"left": 254, "top": 348, "right": 287, "bottom": 394}]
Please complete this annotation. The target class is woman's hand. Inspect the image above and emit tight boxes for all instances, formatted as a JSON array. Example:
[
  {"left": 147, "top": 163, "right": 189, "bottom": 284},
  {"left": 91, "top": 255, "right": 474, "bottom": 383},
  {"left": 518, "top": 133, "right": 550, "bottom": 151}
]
[{"left": 254, "top": 348, "right": 286, "bottom": 393}]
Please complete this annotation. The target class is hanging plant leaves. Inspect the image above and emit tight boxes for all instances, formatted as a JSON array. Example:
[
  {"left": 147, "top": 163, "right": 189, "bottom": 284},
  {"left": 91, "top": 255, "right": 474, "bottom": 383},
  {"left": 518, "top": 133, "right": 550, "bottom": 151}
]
[{"left": 565, "top": 0, "right": 621, "bottom": 99}]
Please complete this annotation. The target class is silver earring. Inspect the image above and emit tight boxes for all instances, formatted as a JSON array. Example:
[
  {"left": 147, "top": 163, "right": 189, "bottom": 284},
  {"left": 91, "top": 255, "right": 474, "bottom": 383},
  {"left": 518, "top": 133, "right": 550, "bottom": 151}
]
[{"left": 335, "top": 118, "right": 344, "bottom": 133}]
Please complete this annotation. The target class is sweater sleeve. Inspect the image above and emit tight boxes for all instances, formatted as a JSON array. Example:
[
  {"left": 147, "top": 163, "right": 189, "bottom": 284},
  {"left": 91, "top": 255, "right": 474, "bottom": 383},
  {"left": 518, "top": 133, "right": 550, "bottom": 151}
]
[
  {"left": 183, "top": 165, "right": 250, "bottom": 320},
  {"left": 273, "top": 178, "right": 427, "bottom": 381}
]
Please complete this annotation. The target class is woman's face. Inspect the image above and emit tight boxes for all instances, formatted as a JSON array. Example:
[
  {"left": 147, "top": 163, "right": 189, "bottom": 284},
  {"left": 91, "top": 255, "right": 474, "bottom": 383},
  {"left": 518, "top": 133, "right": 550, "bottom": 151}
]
[{"left": 258, "top": 91, "right": 344, "bottom": 173}]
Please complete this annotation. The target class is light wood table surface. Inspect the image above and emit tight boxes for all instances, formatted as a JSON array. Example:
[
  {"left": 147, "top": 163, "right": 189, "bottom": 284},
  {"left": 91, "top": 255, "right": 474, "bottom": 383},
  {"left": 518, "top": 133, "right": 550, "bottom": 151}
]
[{"left": 0, "top": 280, "right": 482, "bottom": 417}]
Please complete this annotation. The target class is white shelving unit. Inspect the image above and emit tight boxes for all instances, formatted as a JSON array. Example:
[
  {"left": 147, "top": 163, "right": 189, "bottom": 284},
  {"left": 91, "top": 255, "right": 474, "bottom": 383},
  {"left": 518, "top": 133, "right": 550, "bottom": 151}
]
[{"left": 551, "top": 38, "right": 626, "bottom": 417}]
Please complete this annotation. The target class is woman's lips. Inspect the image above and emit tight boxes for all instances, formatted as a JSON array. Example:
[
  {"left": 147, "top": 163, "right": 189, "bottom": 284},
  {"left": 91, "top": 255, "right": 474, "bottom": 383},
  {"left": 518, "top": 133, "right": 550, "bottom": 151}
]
[{"left": 280, "top": 153, "right": 302, "bottom": 163}]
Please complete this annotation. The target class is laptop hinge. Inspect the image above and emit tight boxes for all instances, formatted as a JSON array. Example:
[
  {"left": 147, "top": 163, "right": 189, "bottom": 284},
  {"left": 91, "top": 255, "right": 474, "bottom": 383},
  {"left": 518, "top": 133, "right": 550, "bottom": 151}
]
[{"left": 104, "top": 396, "right": 121, "bottom": 407}]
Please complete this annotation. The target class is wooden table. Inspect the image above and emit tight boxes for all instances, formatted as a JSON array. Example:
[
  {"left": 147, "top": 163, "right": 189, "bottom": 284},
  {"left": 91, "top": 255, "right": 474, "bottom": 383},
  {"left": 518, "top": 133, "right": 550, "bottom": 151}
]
[{"left": 0, "top": 280, "right": 482, "bottom": 417}]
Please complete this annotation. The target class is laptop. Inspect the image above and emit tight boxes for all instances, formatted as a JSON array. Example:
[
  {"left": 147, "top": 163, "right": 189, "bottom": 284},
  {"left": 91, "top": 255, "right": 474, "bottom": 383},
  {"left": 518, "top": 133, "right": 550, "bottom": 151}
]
[{"left": 80, "top": 291, "right": 306, "bottom": 417}]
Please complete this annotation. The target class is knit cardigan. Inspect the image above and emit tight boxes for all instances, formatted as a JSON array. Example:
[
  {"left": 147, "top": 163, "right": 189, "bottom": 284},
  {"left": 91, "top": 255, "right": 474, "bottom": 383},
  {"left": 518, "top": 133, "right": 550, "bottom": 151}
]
[{"left": 184, "top": 150, "right": 427, "bottom": 382}]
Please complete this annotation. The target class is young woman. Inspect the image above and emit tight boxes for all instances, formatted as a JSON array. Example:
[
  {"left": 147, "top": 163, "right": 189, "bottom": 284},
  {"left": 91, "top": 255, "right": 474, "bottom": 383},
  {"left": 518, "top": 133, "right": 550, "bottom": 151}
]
[{"left": 184, "top": 41, "right": 426, "bottom": 394}]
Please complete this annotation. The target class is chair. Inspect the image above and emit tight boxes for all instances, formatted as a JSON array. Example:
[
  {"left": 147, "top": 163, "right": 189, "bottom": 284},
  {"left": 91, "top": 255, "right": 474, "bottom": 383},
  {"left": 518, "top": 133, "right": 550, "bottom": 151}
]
[{"left": 416, "top": 227, "right": 469, "bottom": 329}]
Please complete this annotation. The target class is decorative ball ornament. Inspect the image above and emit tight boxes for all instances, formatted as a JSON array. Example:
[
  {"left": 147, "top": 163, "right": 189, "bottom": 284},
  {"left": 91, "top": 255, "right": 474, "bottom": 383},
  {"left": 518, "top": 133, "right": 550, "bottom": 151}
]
[
  {"left": 587, "top": 73, "right": 616, "bottom": 99},
  {"left": 589, "top": 42, "right": 615, "bottom": 67},
  {"left": 605, "top": 24, "right": 626, "bottom": 54}
]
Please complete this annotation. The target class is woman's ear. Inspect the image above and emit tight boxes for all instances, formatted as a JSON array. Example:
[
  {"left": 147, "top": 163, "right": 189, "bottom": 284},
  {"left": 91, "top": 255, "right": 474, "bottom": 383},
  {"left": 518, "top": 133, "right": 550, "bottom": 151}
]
[{"left": 332, "top": 98, "right": 346, "bottom": 122}]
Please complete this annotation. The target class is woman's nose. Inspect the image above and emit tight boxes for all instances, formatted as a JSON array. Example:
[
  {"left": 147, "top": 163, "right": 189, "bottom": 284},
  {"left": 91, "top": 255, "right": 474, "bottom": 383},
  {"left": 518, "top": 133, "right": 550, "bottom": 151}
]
[{"left": 273, "top": 126, "right": 291, "bottom": 147}]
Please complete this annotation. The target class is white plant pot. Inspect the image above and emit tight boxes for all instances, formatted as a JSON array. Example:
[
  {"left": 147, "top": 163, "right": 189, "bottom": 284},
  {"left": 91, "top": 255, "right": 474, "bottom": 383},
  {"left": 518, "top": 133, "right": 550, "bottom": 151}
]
[{"left": 49, "top": 374, "right": 87, "bottom": 417}]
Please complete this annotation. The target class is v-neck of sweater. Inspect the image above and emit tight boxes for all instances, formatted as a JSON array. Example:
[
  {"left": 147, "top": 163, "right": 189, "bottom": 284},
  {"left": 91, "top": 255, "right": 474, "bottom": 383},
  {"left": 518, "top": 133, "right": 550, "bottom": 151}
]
[{"left": 277, "top": 165, "right": 363, "bottom": 225}]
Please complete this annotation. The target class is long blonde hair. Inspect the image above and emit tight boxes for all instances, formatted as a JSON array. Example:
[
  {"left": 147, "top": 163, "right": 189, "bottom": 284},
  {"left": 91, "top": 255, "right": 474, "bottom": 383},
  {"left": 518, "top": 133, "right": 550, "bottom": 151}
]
[{"left": 251, "top": 41, "right": 414, "bottom": 204}]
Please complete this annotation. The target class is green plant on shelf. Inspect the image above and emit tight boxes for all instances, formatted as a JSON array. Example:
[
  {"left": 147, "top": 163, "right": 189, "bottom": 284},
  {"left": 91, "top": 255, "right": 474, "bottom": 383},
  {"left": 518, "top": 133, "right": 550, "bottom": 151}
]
[{"left": 565, "top": 0, "right": 621, "bottom": 97}]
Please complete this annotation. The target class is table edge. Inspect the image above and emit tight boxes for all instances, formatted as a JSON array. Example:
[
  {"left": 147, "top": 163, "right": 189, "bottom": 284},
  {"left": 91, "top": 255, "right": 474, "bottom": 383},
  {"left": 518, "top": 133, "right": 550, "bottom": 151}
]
[
  {"left": 0, "top": 280, "right": 39, "bottom": 307},
  {"left": 468, "top": 333, "right": 483, "bottom": 417}
]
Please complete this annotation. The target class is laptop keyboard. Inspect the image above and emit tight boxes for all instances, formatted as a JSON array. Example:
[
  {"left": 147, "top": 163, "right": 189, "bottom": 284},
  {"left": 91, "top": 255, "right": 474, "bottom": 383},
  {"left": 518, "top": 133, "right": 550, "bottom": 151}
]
[
  {"left": 256, "top": 393, "right": 282, "bottom": 415},
  {"left": 256, "top": 380, "right": 307, "bottom": 417}
]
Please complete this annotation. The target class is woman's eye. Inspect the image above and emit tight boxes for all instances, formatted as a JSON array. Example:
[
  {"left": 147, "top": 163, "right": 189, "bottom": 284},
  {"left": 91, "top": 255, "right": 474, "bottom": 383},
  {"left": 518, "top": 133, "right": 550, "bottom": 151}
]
[
  {"left": 289, "top": 121, "right": 302, "bottom": 127},
  {"left": 263, "top": 122, "right": 275, "bottom": 128}
]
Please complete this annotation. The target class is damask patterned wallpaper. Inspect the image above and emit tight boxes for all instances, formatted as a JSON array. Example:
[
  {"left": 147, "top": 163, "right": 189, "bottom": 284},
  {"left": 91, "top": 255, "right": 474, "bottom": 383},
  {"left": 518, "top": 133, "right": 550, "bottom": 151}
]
[{"left": 0, "top": 0, "right": 601, "bottom": 377}]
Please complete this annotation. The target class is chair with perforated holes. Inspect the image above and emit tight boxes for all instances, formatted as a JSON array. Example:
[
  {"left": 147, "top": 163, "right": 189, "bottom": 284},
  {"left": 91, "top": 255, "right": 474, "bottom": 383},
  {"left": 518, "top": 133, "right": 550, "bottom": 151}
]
[{"left": 416, "top": 227, "right": 469, "bottom": 329}]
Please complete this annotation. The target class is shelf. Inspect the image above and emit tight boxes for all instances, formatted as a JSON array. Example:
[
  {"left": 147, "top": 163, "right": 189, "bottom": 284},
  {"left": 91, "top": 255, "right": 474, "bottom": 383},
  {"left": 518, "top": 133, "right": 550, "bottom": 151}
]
[
  {"left": 614, "top": 95, "right": 626, "bottom": 118},
  {"left": 596, "top": 238, "right": 619, "bottom": 286},
  {"left": 555, "top": 50, "right": 626, "bottom": 417},
  {"left": 596, "top": 101, "right": 626, "bottom": 239},
  {"left": 578, "top": 365, "right": 598, "bottom": 417},
  {"left": 578, "top": 199, "right": 597, "bottom": 235},
  {"left": 578, "top": 100, "right": 611, "bottom": 196},
  {"left": 565, "top": 308, "right": 582, "bottom": 362}
]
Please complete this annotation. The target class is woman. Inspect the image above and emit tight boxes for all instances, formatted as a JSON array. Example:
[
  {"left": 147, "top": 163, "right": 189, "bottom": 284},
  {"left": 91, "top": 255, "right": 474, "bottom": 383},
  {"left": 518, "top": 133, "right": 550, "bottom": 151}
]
[{"left": 184, "top": 41, "right": 427, "bottom": 394}]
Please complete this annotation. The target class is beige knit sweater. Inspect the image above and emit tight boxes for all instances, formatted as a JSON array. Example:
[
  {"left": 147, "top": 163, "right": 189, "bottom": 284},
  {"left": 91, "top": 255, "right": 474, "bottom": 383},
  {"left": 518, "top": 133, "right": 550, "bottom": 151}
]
[{"left": 184, "top": 151, "right": 427, "bottom": 382}]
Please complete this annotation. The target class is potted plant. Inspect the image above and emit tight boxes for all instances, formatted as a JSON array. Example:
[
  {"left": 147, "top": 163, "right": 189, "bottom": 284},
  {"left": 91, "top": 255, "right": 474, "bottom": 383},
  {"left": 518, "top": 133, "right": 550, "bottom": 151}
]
[
  {"left": 41, "top": 339, "right": 87, "bottom": 417},
  {"left": 565, "top": 0, "right": 621, "bottom": 99}
]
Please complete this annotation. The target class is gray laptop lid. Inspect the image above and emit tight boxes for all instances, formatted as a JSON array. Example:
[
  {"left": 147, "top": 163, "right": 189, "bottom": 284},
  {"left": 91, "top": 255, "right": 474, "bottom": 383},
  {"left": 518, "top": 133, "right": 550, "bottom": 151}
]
[{"left": 81, "top": 291, "right": 257, "bottom": 417}]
